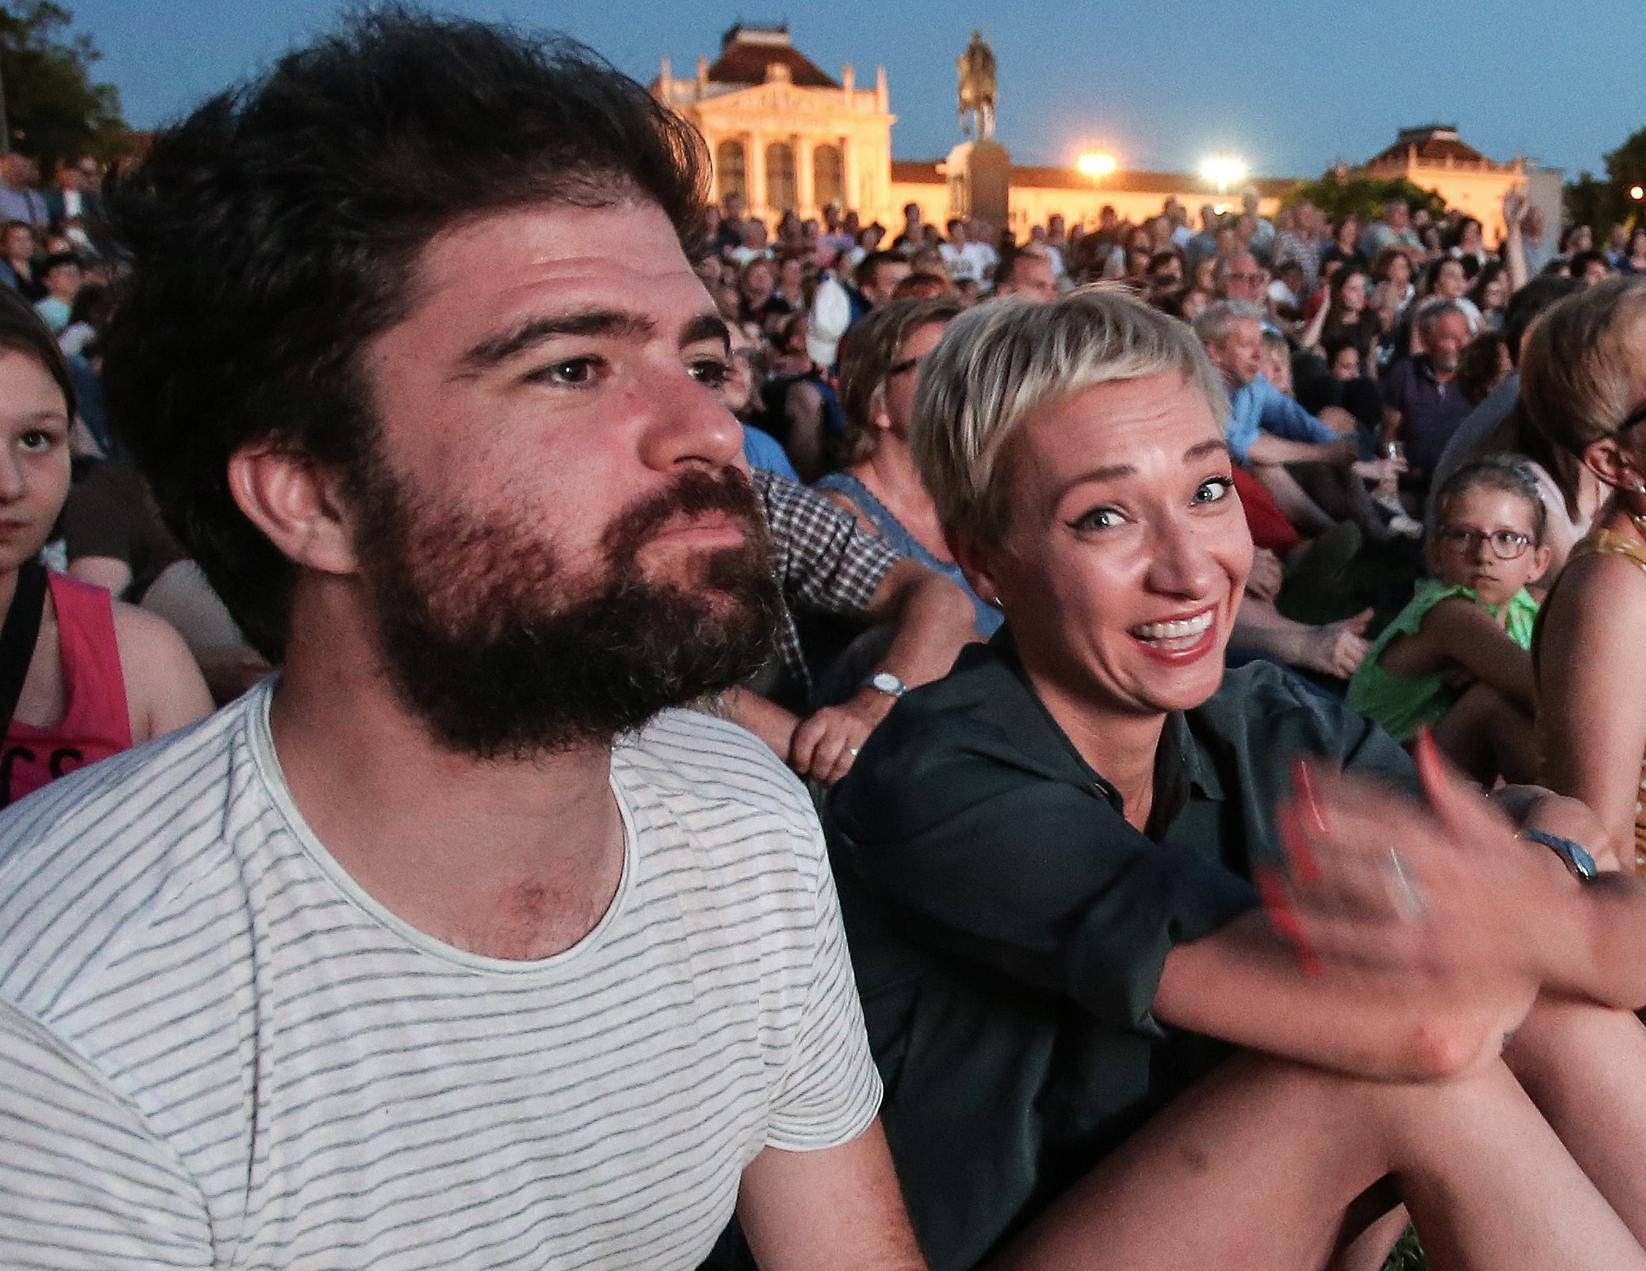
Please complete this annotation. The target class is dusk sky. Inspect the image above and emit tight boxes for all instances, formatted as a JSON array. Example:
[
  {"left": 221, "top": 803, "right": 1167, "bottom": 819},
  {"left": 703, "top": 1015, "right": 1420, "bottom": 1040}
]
[{"left": 69, "top": 0, "right": 1635, "bottom": 181}]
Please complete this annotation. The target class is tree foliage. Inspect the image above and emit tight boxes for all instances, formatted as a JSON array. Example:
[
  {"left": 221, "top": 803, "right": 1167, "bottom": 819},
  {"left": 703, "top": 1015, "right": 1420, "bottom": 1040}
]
[
  {"left": 1280, "top": 172, "right": 1448, "bottom": 224},
  {"left": 0, "top": 1, "right": 127, "bottom": 171}
]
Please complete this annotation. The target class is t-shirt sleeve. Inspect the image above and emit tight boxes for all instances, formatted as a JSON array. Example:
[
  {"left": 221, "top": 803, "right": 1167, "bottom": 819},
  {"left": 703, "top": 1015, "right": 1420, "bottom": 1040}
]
[
  {"left": 765, "top": 842, "right": 882, "bottom": 1151},
  {"left": 831, "top": 755, "right": 1256, "bottom": 1041},
  {"left": 0, "top": 1004, "right": 213, "bottom": 1268}
]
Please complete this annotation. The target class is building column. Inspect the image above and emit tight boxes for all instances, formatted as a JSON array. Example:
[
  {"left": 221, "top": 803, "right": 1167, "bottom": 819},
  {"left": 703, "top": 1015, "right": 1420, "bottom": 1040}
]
[
  {"left": 748, "top": 130, "right": 767, "bottom": 222},
  {"left": 794, "top": 133, "right": 814, "bottom": 217},
  {"left": 840, "top": 135, "right": 857, "bottom": 214}
]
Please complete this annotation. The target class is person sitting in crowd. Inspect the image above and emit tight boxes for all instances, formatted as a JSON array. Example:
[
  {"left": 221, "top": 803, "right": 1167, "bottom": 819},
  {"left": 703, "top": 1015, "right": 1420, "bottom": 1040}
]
[
  {"left": 1195, "top": 300, "right": 1399, "bottom": 539},
  {"left": 0, "top": 14, "right": 925, "bottom": 1264},
  {"left": 1380, "top": 299, "right": 1474, "bottom": 489},
  {"left": 1524, "top": 277, "right": 1646, "bottom": 876},
  {"left": 1347, "top": 457, "right": 1547, "bottom": 783},
  {"left": 0, "top": 221, "right": 40, "bottom": 299},
  {"left": 828, "top": 284, "right": 1646, "bottom": 1271},
  {"left": 30, "top": 251, "right": 81, "bottom": 335},
  {"left": 813, "top": 295, "right": 999, "bottom": 639},
  {"left": 0, "top": 287, "right": 211, "bottom": 810}
]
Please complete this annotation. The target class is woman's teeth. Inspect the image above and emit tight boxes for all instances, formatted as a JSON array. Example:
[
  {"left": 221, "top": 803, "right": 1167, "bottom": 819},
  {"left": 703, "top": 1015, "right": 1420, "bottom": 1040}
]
[{"left": 1132, "top": 611, "right": 1214, "bottom": 644}]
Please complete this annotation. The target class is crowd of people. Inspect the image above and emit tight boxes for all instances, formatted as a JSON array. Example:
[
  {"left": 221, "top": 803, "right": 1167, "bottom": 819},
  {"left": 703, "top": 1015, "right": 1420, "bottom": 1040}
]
[{"left": 3, "top": 9, "right": 1646, "bottom": 1270}]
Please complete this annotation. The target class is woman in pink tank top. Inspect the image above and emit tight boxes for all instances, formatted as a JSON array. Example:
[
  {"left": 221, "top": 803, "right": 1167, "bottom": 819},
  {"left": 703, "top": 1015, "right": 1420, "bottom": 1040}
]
[{"left": 0, "top": 288, "right": 212, "bottom": 810}]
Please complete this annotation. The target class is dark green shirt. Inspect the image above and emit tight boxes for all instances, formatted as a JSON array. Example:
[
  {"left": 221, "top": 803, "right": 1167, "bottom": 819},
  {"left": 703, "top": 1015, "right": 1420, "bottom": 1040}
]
[{"left": 826, "top": 636, "right": 1413, "bottom": 1269}]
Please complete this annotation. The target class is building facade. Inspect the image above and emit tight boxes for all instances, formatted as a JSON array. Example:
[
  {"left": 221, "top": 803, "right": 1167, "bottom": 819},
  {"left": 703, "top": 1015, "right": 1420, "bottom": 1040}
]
[
  {"left": 655, "top": 33, "right": 1559, "bottom": 242},
  {"left": 653, "top": 26, "right": 897, "bottom": 228}
]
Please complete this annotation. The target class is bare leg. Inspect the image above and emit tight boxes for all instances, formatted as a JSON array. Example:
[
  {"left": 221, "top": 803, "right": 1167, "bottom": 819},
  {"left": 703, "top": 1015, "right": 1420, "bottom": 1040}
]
[
  {"left": 1506, "top": 996, "right": 1646, "bottom": 1245},
  {"left": 989, "top": 1052, "right": 1645, "bottom": 1271},
  {"left": 1432, "top": 683, "right": 1540, "bottom": 785},
  {"left": 1231, "top": 598, "right": 1371, "bottom": 680}
]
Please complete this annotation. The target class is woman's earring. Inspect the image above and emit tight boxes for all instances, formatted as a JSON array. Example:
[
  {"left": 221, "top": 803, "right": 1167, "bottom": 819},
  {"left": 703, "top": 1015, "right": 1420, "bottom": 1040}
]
[{"left": 988, "top": 596, "right": 1005, "bottom": 611}]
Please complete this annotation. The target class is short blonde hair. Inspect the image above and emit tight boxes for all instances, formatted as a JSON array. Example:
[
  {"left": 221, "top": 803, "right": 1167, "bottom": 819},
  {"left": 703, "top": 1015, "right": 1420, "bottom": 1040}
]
[
  {"left": 1519, "top": 277, "right": 1646, "bottom": 502},
  {"left": 910, "top": 283, "right": 1229, "bottom": 547}
]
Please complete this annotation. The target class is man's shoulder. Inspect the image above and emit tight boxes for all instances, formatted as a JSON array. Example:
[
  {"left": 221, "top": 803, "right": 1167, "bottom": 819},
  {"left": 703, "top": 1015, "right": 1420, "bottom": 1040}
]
[
  {"left": 0, "top": 696, "right": 256, "bottom": 1021},
  {"left": 619, "top": 708, "right": 822, "bottom": 847}
]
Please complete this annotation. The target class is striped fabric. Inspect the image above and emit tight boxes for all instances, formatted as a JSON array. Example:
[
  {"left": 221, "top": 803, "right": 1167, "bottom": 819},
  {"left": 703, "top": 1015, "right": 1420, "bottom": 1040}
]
[{"left": 0, "top": 680, "right": 880, "bottom": 1268}]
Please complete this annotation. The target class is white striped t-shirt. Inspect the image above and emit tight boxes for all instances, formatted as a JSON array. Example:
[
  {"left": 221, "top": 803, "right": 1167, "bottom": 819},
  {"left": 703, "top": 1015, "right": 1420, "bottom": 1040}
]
[{"left": 0, "top": 680, "right": 881, "bottom": 1268}]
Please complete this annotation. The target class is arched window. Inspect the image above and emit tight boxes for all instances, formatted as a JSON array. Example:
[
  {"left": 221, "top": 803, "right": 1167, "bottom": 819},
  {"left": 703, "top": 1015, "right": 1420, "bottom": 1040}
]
[
  {"left": 765, "top": 141, "right": 796, "bottom": 213},
  {"left": 813, "top": 143, "right": 843, "bottom": 210},
  {"left": 715, "top": 139, "right": 746, "bottom": 201}
]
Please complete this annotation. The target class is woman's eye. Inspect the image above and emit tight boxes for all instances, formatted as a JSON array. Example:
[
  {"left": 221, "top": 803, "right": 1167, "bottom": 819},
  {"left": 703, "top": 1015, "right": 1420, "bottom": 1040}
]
[
  {"left": 1073, "top": 506, "right": 1125, "bottom": 532},
  {"left": 1193, "top": 476, "right": 1234, "bottom": 505},
  {"left": 526, "top": 358, "right": 599, "bottom": 386},
  {"left": 18, "top": 429, "right": 55, "bottom": 453},
  {"left": 688, "top": 357, "right": 731, "bottom": 389}
]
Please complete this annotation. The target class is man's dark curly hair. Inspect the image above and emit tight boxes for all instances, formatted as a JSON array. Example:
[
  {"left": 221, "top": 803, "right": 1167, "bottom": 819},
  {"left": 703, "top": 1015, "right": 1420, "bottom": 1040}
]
[{"left": 100, "top": 6, "right": 708, "bottom": 659}]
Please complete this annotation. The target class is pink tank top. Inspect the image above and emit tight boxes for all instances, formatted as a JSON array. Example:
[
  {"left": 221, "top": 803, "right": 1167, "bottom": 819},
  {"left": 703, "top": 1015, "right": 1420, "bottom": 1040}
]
[{"left": 1, "top": 572, "right": 133, "bottom": 808}]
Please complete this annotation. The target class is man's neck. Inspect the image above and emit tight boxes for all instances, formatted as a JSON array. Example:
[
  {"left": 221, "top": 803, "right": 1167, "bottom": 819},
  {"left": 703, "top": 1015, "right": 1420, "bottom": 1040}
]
[{"left": 270, "top": 579, "right": 624, "bottom": 960}]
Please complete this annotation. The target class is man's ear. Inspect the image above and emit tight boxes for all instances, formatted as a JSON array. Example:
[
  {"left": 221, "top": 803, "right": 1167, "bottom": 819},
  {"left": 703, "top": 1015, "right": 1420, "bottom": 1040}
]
[{"left": 227, "top": 444, "right": 359, "bottom": 576}]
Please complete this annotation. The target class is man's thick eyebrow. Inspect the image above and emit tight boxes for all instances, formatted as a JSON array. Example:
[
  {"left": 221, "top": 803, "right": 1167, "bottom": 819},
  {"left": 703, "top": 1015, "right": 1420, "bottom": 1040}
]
[
  {"left": 457, "top": 309, "right": 656, "bottom": 371},
  {"left": 681, "top": 312, "right": 730, "bottom": 352}
]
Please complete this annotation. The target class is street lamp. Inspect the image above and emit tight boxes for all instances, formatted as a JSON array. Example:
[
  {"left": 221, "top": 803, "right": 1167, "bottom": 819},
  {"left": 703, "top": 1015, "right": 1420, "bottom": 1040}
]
[
  {"left": 1077, "top": 150, "right": 1117, "bottom": 180},
  {"left": 1631, "top": 185, "right": 1645, "bottom": 202},
  {"left": 1199, "top": 154, "right": 1248, "bottom": 196}
]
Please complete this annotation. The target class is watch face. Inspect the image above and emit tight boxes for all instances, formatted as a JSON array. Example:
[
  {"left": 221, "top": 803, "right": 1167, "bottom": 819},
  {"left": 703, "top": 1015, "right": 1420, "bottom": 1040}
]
[{"left": 871, "top": 672, "right": 906, "bottom": 696}]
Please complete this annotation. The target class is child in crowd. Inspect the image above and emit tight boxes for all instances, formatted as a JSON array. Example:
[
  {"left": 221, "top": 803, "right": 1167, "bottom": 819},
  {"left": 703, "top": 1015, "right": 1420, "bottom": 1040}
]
[{"left": 1347, "top": 455, "right": 1550, "bottom": 783}]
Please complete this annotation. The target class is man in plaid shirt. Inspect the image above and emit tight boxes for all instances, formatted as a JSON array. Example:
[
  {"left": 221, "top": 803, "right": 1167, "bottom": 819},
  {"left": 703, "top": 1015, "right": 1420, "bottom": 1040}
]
[{"left": 719, "top": 469, "right": 976, "bottom": 786}]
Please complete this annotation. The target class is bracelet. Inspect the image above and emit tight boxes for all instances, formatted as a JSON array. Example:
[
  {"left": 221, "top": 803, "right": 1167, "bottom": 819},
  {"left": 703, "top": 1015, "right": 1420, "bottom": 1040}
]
[{"left": 1517, "top": 828, "right": 1598, "bottom": 883}]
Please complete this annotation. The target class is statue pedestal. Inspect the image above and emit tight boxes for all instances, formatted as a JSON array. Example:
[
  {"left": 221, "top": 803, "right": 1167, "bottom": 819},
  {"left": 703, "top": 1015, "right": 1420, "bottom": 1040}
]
[{"left": 945, "top": 139, "right": 1011, "bottom": 236}]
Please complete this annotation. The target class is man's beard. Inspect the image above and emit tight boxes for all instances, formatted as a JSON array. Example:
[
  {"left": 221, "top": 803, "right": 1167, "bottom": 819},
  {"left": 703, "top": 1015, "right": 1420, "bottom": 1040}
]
[{"left": 348, "top": 457, "right": 784, "bottom": 760}]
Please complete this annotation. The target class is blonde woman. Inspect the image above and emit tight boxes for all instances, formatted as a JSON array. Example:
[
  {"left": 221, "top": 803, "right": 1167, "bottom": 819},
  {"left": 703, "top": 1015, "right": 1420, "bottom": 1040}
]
[{"left": 1522, "top": 276, "right": 1646, "bottom": 872}]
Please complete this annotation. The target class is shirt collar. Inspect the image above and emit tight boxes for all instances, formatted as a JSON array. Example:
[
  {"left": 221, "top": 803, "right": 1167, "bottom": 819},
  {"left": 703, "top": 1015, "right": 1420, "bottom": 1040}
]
[{"left": 986, "top": 627, "right": 1226, "bottom": 811}]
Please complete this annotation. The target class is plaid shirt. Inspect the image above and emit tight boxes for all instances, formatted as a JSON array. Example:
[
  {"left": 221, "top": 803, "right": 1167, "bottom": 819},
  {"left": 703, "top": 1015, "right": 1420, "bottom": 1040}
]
[{"left": 752, "top": 468, "right": 904, "bottom": 701}]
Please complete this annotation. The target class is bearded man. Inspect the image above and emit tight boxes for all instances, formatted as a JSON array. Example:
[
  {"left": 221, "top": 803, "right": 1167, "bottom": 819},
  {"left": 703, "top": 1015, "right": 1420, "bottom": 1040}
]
[{"left": 0, "top": 12, "right": 920, "bottom": 1268}]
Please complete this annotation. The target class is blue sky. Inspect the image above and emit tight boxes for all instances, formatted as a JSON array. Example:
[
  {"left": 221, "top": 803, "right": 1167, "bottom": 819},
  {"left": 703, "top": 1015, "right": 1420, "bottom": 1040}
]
[{"left": 69, "top": 1, "right": 1634, "bottom": 180}]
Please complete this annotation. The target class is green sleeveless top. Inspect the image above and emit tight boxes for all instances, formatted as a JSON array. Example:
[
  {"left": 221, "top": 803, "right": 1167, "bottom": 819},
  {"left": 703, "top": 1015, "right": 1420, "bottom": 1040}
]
[{"left": 1346, "top": 578, "right": 1539, "bottom": 743}]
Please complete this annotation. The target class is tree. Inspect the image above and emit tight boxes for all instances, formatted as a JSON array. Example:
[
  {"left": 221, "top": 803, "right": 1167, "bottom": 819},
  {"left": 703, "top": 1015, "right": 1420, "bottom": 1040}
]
[
  {"left": 0, "top": 1, "right": 127, "bottom": 171},
  {"left": 1280, "top": 172, "right": 1447, "bottom": 225}
]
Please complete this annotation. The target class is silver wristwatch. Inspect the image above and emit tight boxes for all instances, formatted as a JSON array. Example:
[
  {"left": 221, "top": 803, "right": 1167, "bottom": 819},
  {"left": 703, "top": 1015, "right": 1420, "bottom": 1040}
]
[{"left": 867, "top": 671, "right": 909, "bottom": 699}]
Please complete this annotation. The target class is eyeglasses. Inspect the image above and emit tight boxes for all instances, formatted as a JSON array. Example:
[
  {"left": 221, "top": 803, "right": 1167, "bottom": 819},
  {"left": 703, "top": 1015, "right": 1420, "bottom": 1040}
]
[
  {"left": 1433, "top": 525, "right": 1533, "bottom": 559},
  {"left": 1227, "top": 271, "right": 1266, "bottom": 284}
]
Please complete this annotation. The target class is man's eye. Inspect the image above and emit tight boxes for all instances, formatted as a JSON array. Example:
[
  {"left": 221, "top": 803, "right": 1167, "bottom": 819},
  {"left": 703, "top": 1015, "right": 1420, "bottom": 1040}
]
[
  {"left": 526, "top": 358, "right": 599, "bottom": 386},
  {"left": 1193, "top": 476, "right": 1234, "bottom": 504},
  {"left": 689, "top": 357, "right": 731, "bottom": 389}
]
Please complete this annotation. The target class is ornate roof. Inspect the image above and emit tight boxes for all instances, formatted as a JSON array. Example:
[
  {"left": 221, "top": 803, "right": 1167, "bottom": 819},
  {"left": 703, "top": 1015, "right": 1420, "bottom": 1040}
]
[
  {"left": 706, "top": 25, "right": 838, "bottom": 89},
  {"left": 1366, "top": 125, "right": 1487, "bottom": 167}
]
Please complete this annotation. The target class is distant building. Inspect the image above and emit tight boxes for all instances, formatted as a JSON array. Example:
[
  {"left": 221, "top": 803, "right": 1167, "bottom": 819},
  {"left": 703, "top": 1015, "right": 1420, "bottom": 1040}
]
[
  {"left": 1356, "top": 124, "right": 1561, "bottom": 244},
  {"left": 652, "top": 25, "right": 897, "bottom": 228},
  {"left": 654, "top": 35, "right": 1559, "bottom": 242}
]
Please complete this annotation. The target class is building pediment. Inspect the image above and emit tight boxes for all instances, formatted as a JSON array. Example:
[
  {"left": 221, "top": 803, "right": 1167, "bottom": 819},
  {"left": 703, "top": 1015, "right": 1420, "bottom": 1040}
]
[{"left": 692, "top": 80, "right": 889, "bottom": 123}]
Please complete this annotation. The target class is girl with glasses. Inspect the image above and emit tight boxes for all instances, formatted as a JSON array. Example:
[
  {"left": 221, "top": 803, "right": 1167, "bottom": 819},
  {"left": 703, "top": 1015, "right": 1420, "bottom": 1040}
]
[{"left": 1347, "top": 456, "right": 1550, "bottom": 782}]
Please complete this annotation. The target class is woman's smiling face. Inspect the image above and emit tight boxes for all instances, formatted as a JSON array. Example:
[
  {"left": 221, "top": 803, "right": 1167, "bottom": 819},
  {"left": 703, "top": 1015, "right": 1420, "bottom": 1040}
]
[{"left": 959, "top": 370, "right": 1252, "bottom": 721}]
